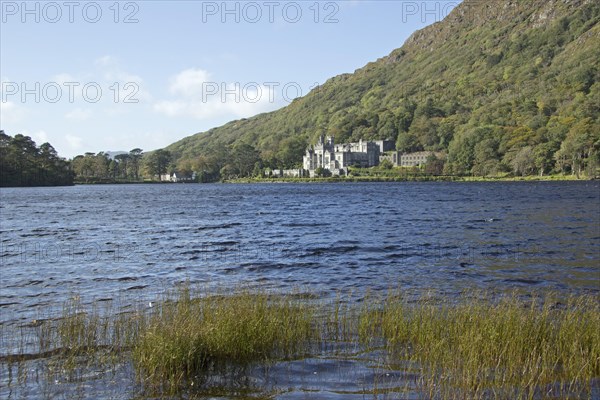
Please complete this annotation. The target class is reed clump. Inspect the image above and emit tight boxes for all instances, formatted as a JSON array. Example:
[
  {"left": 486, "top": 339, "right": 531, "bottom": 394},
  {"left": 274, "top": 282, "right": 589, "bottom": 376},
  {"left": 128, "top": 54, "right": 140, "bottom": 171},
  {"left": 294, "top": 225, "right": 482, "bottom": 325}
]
[
  {"left": 3, "top": 287, "right": 599, "bottom": 399},
  {"left": 34, "top": 296, "right": 145, "bottom": 356},
  {"left": 132, "top": 287, "right": 316, "bottom": 392},
  {"left": 360, "top": 291, "right": 600, "bottom": 398}
]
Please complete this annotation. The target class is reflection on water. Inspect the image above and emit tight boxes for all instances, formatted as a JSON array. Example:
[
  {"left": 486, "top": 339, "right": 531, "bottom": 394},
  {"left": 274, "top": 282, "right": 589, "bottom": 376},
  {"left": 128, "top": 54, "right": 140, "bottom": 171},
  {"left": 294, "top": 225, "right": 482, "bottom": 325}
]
[{"left": 0, "top": 348, "right": 424, "bottom": 400}]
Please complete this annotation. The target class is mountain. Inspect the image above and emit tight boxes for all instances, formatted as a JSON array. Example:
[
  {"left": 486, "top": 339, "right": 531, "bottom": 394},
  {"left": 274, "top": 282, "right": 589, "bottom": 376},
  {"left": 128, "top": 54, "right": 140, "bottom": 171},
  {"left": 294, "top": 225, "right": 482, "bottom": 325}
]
[
  {"left": 104, "top": 151, "right": 128, "bottom": 160},
  {"left": 163, "top": 0, "right": 599, "bottom": 179}
]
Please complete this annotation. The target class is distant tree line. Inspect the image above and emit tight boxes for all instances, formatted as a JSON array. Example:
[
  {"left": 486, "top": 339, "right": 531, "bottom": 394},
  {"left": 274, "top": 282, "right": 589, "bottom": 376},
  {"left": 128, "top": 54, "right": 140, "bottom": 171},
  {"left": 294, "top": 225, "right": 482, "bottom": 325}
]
[
  {"left": 0, "top": 131, "right": 74, "bottom": 187},
  {"left": 77, "top": 137, "right": 378, "bottom": 183},
  {"left": 71, "top": 149, "right": 144, "bottom": 183},
  {"left": 170, "top": 137, "right": 306, "bottom": 182},
  {"left": 71, "top": 148, "right": 183, "bottom": 183}
]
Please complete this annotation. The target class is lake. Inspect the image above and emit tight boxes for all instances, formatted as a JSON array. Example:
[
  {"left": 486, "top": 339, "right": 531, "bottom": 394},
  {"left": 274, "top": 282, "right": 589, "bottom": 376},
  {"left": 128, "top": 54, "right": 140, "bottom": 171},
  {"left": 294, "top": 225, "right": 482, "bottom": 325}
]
[{"left": 1, "top": 182, "right": 599, "bottom": 398}]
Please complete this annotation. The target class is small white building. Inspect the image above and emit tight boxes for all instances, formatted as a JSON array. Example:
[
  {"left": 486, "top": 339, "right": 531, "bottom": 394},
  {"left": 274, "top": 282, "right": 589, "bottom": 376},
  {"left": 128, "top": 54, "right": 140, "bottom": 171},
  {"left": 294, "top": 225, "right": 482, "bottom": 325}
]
[
  {"left": 160, "top": 171, "right": 197, "bottom": 182},
  {"left": 171, "top": 171, "right": 196, "bottom": 182}
]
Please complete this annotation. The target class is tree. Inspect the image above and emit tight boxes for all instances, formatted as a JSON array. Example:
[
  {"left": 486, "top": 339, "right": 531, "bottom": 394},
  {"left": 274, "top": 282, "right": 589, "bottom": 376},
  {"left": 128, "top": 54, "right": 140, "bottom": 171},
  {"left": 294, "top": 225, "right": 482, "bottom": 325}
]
[
  {"left": 511, "top": 146, "right": 536, "bottom": 176},
  {"left": 72, "top": 153, "right": 96, "bottom": 178},
  {"left": 376, "top": 113, "right": 397, "bottom": 139},
  {"left": 472, "top": 139, "right": 500, "bottom": 177},
  {"left": 129, "top": 148, "right": 143, "bottom": 180},
  {"left": 94, "top": 152, "right": 110, "bottom": 178},
  {"left": 38, "top": 142, "right": 72, "bottom": 185},
  {"left": 409, "top": 116, "right": 438, "bottom": 149},
  {"left": 114, "top": 153, "right": 130, "bottom": 179},
  {"left": 533, "top": 142, "right": 557, "bottom": 176},
  {"left": 145, "top": 149, "right": 172, "bottom": 180},
  {"left": 380, "top": 159, "right": 394, "bottom": 170},
  {"left": 39, "top": 142, "right": 58, "bottom": 161},
  {"left": 0, "top": 132, "right": 73, "bottom": 187},
  {"left": 396, "top": 131, "right": 420, "bottom": 153},
  {"left": 109, "top": 159, "right": 118, "bottom": 179},
  {"left": 448, "top": 126, "right": 503, "bottom": 175},
  {"left": 437, "top": 116, "right": 460, "bottom": 148},
  {"left": 425, "top": 154, "right": 445, "bottom": 175},
  {"left": 504, "top": 126, "right": 536, "bottom": 150},
  {"left": 278, "top": 136, "right": 307, "bottom": 168},
  {"left": 231, "top": 142, "right": 260, "bottom": 177},
  {"left": 0, "top": 131, "right": 13, "bottom": 185},
  {"left": 554, "top": 118, "right": 599, "bottom": 177},
  {"left": 9, "top": 134, "right": 39, "bottom": 185},
  {"left": 252, "top": 161, "right": 264, "bottom": 177},
  {"left": 220, "top": 163, "right": 237, "bottom": 180},
  {"left": 447, "top": 129, "right": 477, "bottom": 175},
  {"left": 395, "top": 102, "right": 416, "bottom": 134},
  {"left": 414, "top": 97, "right": 443, "bottom": 119},
  {"left": 314, "top": 167, "right": 331, "bottom": 177}
]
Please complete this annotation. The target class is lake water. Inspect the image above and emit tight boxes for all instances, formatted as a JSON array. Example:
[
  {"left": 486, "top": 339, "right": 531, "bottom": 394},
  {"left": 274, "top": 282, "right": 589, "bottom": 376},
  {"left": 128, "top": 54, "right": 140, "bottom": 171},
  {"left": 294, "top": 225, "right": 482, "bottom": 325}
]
[
  {"left": 1, "top": 182, "right": 599, "bottom": 398},
  {"left": 1, "top": 182, "right": 599, "bottom": 327}
]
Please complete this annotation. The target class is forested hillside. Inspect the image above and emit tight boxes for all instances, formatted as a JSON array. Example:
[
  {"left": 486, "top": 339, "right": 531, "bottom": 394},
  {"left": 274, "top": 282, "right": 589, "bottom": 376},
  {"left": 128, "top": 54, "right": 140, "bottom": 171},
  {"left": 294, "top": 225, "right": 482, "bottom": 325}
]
[{"left": 164, "top": 0, "right": 599, "bottom": 179}]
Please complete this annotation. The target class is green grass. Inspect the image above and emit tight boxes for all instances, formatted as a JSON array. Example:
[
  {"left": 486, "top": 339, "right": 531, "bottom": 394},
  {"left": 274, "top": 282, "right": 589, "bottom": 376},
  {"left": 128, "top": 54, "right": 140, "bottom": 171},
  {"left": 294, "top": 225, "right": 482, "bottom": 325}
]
[
  {"left": 133, "top": 287, "right": 315, "bottom": 393},
  {"left": 359, "top": 291, "right": 600, "bottom": 398},
  {"left": 227, "top": 170, "right": 591, "bottom": 184},
  {"left": 2, "top": 287, "right": 599, "bottom": 399}
]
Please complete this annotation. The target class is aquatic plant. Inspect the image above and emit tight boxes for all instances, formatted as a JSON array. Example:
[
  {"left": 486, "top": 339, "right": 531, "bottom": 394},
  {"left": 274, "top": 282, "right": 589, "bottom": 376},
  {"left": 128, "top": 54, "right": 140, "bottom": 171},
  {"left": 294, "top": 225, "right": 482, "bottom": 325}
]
[
  {"left": 1, "top": 287, "right": 598, "bottom": 399},
  {"left": 132, "top": 287, "right": 316, "bottom": 394}
]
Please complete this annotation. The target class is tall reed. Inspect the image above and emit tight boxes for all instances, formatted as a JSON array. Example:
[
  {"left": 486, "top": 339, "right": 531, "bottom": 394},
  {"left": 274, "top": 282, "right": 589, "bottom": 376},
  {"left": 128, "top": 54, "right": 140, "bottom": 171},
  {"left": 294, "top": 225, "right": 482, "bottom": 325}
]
[
  {"left": 132, "top": 287, "right": 316, "bottom": 393},
  {"left": 2, "top": 287, "right": 598, "bottom": 399}
]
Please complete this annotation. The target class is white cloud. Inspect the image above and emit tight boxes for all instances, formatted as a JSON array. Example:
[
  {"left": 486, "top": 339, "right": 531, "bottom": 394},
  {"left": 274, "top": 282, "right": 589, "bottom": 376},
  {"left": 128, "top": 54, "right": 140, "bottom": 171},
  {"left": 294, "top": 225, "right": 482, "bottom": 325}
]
[
  {"left": 153, "top": 100, "right": 188, "bottom": 117},
  {"left": 169, "top": 68, "right": 212, "bottom": 97},
  {"left": 65, "top": 134, "right": 83, "bottom": 150},
  {"left": 30, "top": 130, "right": 49, "bottom": 144},
  {"left": 104, "top": 106, "right": 129, "bottom": 117},
  {"left": 153, "top": 90, "right": 277, "bottom": 120},
  {"left": 52, "top": 73, "right": 79, "bottom": 85},
  {"left": 95, "top": 55, "right": 115, "bottom": 68},
  {"left": 0, "top": 101, "right": 26, "bottom": 124},
  {"left": 1, "top": 78, "right": 27, "bottom": 123},
  {"left": 51, "top": 56, "right": 151, "bottom": 106},
  {"left": 18, "top": 130, "right": 50, "bottom": 145},
  {"left": 344, "top": 0, "right": 363, "bottom": 8},
  {"left": 154, "top": 69, "right": 280, "bottom": 120},
  {"left": 65, "top": 108, "right": 92, "bottom": 120},
  {"left": 94, "top": 56, "right": 151, "bottom": 103}
]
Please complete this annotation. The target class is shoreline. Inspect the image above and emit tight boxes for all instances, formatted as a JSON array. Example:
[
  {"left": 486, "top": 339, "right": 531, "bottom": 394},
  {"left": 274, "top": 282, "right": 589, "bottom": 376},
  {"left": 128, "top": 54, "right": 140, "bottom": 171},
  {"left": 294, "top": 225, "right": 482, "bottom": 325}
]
[
  {"left": 2, "top": 287, "right": 598, "bottom": 399},
  {"left": 2, "top": 175, "right": 593, "bottom": 188},
  {"left": 227, "top": 174, "right": 594, "bottom": 184}
]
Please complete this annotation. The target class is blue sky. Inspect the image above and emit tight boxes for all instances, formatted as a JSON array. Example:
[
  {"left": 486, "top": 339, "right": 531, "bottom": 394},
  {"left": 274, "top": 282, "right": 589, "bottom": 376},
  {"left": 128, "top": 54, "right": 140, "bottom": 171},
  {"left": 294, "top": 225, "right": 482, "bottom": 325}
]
[{"left": 1, "top": 0, "right": 461, "bottom": 158}]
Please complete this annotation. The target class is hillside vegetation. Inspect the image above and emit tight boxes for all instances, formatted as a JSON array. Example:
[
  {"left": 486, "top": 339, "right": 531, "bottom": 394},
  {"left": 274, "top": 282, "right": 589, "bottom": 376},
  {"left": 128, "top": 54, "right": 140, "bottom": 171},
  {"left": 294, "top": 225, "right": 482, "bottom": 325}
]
[{"left": 163, "top": 0, "right": 600, "bottom": 180}]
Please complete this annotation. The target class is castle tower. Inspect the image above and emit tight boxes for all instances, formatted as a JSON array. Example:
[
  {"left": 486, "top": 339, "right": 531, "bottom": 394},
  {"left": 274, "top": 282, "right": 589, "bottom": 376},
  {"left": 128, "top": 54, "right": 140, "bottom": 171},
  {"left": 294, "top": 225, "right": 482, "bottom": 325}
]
[{"left": 318, "top": 133, "right": 325, "bottom": 146}]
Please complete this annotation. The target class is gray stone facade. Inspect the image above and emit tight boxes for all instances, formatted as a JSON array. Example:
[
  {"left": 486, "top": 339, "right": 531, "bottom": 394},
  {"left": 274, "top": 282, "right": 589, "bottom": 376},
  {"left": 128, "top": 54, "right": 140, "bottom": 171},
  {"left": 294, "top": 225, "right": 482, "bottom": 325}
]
[
  {"left": 271, "top": 169, "right": 305, "bottom": 178},
  {"left": 380, "top": 151, "right": 444, "bottom": 167},
  {"left": 303, "top": 135, "right": 381, "bottom": 176},
  {"left": 399, "top": 151, "right": 442, "bottom": 167},
  {"left": 302, "top": 135, "right": 444, "bottom": 176},
  {"left": 374, "top": 140, "right": 396, "bottom": 153}
]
